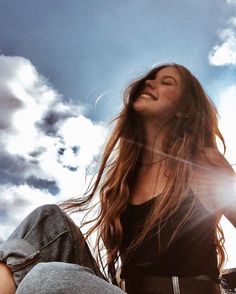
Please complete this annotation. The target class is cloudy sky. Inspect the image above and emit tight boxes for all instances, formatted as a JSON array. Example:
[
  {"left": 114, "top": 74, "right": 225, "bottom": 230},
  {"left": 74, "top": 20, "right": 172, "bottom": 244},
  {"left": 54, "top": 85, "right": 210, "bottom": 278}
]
[{"left": 0, "top": 0, "right": 236, "bottom": 268}]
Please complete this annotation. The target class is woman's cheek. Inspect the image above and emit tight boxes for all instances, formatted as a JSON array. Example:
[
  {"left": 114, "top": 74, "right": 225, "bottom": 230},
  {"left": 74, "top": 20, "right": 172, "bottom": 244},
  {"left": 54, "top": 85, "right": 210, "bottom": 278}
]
[{"left": 167, "top": 89, "right": 180, "bottom": 102}]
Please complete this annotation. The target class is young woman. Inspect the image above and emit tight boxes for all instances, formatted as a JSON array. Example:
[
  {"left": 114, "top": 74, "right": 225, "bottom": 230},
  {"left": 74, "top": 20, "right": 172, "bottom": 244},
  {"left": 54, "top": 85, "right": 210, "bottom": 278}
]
[{"left": 0, "top": 63, "right": 235, "bottom": 294}]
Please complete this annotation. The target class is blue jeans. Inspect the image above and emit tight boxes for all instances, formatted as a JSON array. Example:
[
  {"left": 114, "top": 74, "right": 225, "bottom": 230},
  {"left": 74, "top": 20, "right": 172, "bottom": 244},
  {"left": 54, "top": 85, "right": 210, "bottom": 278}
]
[{"left": 0, "top": 204, "right": 125, "bottom": 293}]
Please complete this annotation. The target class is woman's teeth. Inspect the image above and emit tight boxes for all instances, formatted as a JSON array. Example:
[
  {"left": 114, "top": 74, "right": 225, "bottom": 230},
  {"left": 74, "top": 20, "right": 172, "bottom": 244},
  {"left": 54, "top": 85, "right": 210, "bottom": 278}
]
[{"left": 140, "top": 93, "right": 157, "bottom": 101}]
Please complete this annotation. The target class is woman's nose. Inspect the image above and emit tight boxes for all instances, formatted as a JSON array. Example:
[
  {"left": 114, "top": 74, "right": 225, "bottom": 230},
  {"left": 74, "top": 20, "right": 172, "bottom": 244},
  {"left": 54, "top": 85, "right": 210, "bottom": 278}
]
[{"left": 145, "top": 79, "right": 156, "bottom": 89}]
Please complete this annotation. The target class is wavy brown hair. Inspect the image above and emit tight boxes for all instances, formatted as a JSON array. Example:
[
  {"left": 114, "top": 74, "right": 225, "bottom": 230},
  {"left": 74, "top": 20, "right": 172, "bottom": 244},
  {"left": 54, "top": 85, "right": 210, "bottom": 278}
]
[{"left": 62, "top": 63, "right": 226, "bottom": 283}]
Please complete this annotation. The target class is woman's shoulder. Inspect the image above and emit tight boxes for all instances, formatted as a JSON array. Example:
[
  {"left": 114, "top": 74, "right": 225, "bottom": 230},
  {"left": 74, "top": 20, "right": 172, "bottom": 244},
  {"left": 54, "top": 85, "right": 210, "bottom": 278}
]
[
  {"left": 191, "top": 147, "right": 236, "bottom": 217},
  {"left": 195, "top": 147, "right": 234, "bottom": 175}
]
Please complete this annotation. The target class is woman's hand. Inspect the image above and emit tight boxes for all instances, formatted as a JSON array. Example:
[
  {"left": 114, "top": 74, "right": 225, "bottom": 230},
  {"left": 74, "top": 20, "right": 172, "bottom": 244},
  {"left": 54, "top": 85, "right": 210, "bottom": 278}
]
[{"left": 0, "top": 262, "right": 16, "bottom": 294}]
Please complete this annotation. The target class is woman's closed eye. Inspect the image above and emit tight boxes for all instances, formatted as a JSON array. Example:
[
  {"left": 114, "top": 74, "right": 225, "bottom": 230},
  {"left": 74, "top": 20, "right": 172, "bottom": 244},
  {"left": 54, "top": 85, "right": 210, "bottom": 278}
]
[
  {"left": 162, "top": 80, "right": 173, "bottom": 85},
  {"left": 162, "top": 79, "right": 174, "bottom": 86}
]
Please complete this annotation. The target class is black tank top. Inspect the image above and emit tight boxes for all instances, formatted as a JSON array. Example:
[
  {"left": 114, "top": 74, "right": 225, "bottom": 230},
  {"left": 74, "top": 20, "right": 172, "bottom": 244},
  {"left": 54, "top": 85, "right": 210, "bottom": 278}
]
[{"left": 119, "top": 190, "right": 219, "bottom": 282}]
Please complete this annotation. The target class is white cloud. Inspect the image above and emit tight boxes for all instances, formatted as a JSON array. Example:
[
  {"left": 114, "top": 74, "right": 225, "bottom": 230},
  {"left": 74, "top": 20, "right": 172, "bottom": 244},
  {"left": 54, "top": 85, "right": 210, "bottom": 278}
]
[
  {"left": 58, "top": 116, "right": 105, "bottom": 166},
  {"left": 0, "top": 55, "right": 106, "bottom": 239},
  {"left": 208, "top": 17, "right": 236, "bottom": 66},
  {"left": 226, "top": 0, "right": 236, "bottom": 4}
]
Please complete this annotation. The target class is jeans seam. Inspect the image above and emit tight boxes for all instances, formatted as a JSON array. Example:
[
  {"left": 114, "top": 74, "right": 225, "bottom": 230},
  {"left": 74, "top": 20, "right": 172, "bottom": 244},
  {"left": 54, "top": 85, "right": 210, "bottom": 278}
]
[
  {"left": 59, "top": 209, "right": 76, "bottom": 244},
  {"left": 9, "top": 229, "right": 70, "bottom": 272},
  {"left": 39, "top": 229, "right": 70, "bottom": 251}
]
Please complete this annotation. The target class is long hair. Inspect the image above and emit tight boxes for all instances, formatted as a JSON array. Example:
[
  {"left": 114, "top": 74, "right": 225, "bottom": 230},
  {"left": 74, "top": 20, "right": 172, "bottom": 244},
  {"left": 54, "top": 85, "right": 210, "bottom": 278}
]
[{"left": 62, "top": 63, "right": 226, "bottom": 282}]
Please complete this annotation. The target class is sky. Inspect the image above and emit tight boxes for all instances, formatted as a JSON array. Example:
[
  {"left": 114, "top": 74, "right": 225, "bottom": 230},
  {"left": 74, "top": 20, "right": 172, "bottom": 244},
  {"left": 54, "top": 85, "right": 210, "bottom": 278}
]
[{"left": 0, "top": 0, "right": 236, "bottom": 268}]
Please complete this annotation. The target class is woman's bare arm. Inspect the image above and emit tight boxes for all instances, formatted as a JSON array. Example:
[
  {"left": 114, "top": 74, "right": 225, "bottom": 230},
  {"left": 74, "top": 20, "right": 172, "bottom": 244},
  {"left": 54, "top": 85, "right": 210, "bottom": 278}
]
[{"left": 0, "top": 262, "right": 16, "bottom": 294}]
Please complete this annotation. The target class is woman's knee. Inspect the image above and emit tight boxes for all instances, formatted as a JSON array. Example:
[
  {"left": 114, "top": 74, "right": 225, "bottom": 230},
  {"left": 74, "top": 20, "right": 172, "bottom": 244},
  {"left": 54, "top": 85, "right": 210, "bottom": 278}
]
[
  {"left": 10, "top": 204, "right": 71, "bottom": 248},
  {"left": 8, "top": 204, "right": 64, "bottom": 240},
  {"left": 27, "top": 204, "right": 64, "bottom": 228},
  {"left": 16, "top": 262, "right": 87, "bottom": 293}
]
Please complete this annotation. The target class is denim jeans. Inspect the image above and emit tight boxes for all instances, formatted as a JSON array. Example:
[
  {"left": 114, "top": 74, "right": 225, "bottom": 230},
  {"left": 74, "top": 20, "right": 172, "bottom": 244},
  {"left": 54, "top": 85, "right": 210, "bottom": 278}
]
[{"left": 0, "top": 204, "right": 125, "bottom": 293}]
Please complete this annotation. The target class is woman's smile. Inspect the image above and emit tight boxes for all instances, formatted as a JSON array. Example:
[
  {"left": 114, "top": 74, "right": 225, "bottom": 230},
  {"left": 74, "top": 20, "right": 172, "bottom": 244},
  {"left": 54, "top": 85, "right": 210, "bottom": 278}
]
[{"left": 139, "top": 92, "right": 158, "bottom": 101}]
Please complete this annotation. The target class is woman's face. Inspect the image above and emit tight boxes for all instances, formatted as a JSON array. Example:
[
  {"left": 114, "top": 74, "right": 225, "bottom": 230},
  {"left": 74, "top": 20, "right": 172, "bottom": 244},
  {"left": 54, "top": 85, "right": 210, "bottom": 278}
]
[{"left": 132, "top": 66, "right": 183, "bottom": 120}]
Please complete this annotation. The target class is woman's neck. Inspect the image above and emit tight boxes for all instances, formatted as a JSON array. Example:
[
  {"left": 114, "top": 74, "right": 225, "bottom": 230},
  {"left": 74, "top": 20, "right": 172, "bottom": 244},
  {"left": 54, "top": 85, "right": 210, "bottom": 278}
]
[{"left": 141, "top": 121, "right": 169, "bottom": 163}]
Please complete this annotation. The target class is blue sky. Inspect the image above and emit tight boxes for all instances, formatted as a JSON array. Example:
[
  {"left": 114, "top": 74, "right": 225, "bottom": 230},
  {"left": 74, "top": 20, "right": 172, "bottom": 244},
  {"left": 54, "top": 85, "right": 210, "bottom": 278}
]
[{"left": 0, "top": 0, "right": 236, "bottom": 267}]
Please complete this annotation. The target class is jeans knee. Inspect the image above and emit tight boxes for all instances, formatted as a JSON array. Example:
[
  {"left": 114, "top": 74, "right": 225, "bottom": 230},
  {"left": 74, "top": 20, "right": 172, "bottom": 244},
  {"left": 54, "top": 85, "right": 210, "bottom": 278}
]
[
  {"left": 32, "top": 204, "right": 62, "bottom": 220},
  {"left": 16, "top": 262, "right": 55, "bottom": 293},
  {"left": 22, "top": 204, "right": 70, "bottom": 244},
  {"left": 30, "top": 261, "right": 92, "bottom": 275},
  {"left": 16, "top": 262, "right": 93, "bottom": 294},
  {"left": 30, "top": 261, "right": 57, "bottom": 274},
  {"left": 16, "top": 262, "right": 64, "bottom": 293}
]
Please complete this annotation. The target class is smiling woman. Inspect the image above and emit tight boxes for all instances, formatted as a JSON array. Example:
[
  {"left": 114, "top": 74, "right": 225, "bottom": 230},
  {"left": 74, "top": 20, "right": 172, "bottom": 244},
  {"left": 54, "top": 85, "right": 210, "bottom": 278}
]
[{"left": 0, "top": 63, "right": 235, "bottom": 294}]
